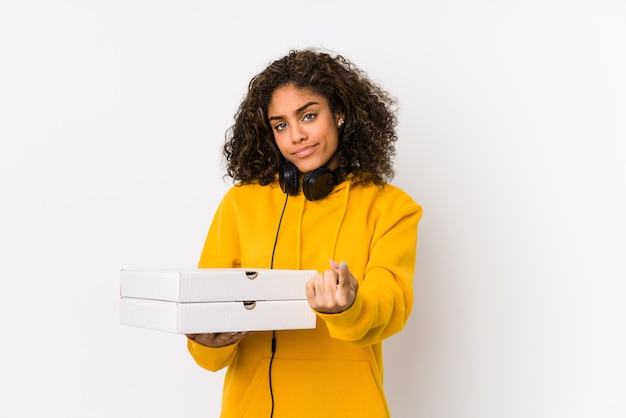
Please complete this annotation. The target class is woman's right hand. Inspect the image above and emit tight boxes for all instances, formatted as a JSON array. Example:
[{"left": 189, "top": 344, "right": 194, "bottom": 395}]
[{"left": 186, "top": 332, "right": 250, "bottom": 348}]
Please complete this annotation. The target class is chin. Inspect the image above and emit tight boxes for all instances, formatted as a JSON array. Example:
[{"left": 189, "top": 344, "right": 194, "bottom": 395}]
[
  {"left": 292, "top": 160, "right": 321, "bottom": 174},
  {"left": 295, "top": 156, "right": 337, "bottom": 173}
]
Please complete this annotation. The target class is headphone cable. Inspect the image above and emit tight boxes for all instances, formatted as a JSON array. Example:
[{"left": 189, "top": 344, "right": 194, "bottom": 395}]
[
  {"left": 269, "top": 192, "right": 289, "bottom": 417},
  {"left": 270, "top": 193, "right": 289, "bottom": 269},
  {"left": 269, "top": 330, "right": 277, "bottom": 417}
]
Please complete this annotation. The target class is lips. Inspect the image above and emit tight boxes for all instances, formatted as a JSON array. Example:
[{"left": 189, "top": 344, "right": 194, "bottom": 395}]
[{"left": 292, "top": 144, "right": 318, "bottom": 158}]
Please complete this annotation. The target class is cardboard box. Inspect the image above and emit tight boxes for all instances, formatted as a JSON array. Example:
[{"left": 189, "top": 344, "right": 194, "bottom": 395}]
[
  {"left": 119, "top": 298, "right": 316, "bottom": 333},
  {"left": 119, "top": 268, "right": 318, "bottom": 333},
  {"left": 120, "top": 268, "right": 316, "bottom": 302}
]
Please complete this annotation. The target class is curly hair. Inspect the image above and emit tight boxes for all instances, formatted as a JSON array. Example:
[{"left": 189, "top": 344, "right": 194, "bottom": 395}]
[{"left": 223, "top": 48, "right": 398, "bottom": 186}]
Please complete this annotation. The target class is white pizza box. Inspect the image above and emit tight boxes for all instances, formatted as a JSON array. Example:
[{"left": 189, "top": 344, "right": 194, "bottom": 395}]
[
  {"left": 119, "top": 297, "right": 316, "bottom": 333},
  {"left": 120, "top": 268, "right": 317, "bottom": 303}
]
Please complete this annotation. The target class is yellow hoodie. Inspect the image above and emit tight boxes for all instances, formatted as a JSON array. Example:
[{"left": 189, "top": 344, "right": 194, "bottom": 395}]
[{"left": 188, "top": 178, "right": 422, "bottom": 417}]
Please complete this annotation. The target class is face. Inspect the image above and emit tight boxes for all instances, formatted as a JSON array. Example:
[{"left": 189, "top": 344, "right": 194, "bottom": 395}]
[{"left": 267, "top": 84, "right": 344, "bottom": 173}]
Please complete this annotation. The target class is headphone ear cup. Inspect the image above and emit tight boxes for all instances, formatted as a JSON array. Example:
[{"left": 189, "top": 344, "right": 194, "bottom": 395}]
[
  {"left": 279, "top": 162, "right": 299, "bottom": 195},
  {"left": 302, "top": 167, "right": 337, "bottom": 201}
]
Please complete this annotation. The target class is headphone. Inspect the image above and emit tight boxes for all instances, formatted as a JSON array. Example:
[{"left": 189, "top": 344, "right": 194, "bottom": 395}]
[{"left": 279, "top": 162, "right": 338, "bottom": 201}]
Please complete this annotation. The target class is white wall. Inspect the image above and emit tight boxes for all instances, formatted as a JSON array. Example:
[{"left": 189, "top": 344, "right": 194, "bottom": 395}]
[{"left": 1, "top": 1, "right": 624, "bottom": 417}]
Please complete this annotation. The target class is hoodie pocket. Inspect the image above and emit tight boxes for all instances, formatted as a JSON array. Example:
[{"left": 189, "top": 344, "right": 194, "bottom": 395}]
[{"left": 234, "top": 358, "right": 388, "bottom": 418}]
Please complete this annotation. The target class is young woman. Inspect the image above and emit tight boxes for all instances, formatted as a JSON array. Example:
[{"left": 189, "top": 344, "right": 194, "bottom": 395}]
[{"left": 186, "top": 49, "right": 422, "bottom": 417}]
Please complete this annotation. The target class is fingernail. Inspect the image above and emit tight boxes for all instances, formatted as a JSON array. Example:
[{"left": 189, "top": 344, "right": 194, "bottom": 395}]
[
  {"left": 339, "top": 261, "right": 347, "bottom": 269},
  {"left": 329, "top": 259, "right": 339, "bottom": 269}
]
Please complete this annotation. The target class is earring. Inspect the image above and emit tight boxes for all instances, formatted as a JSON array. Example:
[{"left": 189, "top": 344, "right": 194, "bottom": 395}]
[{"left": 338, "top": 120, "right": 344, "bottom": 128}]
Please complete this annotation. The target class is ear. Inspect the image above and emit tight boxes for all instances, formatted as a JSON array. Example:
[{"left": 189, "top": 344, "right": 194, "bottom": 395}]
[{"left": 335, "top": 111, "right": 346, "bottom": 127}]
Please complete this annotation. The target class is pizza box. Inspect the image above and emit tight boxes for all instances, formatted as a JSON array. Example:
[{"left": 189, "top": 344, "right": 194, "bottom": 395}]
[
  {"left": 119, "top": 297, "right": 316, "bottom": 333},
  {"left": 120, "top": 268, "right": 316, "bottom": 302}
]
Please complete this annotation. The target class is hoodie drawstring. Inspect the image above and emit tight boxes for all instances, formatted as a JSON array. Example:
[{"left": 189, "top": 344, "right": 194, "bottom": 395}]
[{"left": 331, "top": 181, "right": 350, "bottom": 262}]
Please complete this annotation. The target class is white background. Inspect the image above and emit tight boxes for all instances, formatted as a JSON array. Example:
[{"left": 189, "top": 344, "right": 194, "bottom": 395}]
[{"left": 1, "top": 1, "right": 624, "bottom": 417}]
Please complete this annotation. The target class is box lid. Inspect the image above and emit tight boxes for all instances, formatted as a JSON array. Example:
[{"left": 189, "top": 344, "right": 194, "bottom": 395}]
[{"left": 120, "top": 268, "right": 316, "bottom": 302}]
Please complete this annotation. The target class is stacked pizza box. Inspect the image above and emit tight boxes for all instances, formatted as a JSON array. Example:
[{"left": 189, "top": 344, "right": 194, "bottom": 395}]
[{"left": 119, "top": 268, "right": 317, "bottom": 334}]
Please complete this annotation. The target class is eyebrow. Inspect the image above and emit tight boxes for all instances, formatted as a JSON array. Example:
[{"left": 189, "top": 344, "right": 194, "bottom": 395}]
[{"left": 268, "top": 101, "right": 319, "bottom": 122}]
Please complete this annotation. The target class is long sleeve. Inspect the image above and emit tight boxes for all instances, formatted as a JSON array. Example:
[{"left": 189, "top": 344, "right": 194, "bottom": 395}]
[
  {"left": 198, "top": 193, "right": 242, "bottom": 269},
  {"left": 187, "top": 192, "right": 243, "bottom": 372},
  {"left": 187, "top": 338, "right": 239, "bottom": 372},
  {"left": 318, "top": 190, "right": 422, "bottom": 345}
]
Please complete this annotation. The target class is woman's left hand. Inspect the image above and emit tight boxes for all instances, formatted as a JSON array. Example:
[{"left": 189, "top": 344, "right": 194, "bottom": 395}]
[{"left": 305, "top": 260, "right": 359, "bottom": 314}]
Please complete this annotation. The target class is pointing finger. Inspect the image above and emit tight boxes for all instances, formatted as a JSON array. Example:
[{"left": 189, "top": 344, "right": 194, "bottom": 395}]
[
  {"left": 328, "top": 259, "right": 339, "bottom": 271},
  {"left": 330, "top": 260, "right": 349, "bottom": 286}
]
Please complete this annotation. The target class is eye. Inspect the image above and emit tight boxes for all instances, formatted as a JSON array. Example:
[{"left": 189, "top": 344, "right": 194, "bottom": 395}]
[
  {"left": 274, "top": 122, "right": 287, "bottom": 132},
  {"left": 303, "top": 113, "right": 317, "bottom": 122}
]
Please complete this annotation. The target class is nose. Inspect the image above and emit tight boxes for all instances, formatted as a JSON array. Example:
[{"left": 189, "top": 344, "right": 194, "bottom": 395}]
[{"left": 290, "top": 123, "right": 307, "bottom": 143}]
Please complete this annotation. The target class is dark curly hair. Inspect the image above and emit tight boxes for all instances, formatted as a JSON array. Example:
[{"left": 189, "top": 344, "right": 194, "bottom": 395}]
[{"left": 223, "top": 48, "right": 398, "bottom": 186}]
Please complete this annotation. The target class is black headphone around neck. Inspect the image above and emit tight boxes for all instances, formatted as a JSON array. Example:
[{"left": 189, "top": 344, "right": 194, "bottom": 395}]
[{"left": 279, "top": 162, "right": 338, "bottom": 201}]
